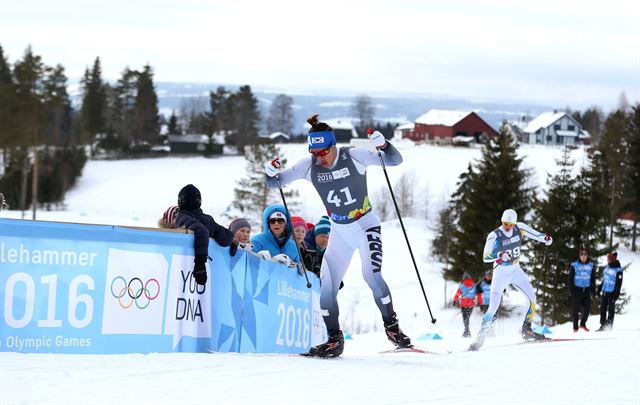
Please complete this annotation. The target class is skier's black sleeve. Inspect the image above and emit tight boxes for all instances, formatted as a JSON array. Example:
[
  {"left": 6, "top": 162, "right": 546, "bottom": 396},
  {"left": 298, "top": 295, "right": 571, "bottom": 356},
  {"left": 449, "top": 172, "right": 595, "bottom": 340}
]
[
  {"left": 568, "top": 264, "right": 575, "bottom": 294},
  {"left": 590, "top": 265, "right": 597, "bottom": 296},
  {"left": 380, "top": 141, "right": 402, "bottom": 165},
  {"left": 613, "top": 271, "right": 623, "bottom": 299},
  {"left": 205, "top": 214, "right": 234, "bottom": 247}
]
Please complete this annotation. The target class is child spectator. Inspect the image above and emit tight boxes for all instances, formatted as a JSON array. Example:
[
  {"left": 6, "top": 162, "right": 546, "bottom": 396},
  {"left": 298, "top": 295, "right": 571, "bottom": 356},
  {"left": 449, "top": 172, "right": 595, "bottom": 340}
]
[
  {"left": 175, "top": 184, "right": 235, "bottom": 285},
  {"left": 251, "top": 204, "right": 300, "bottom": 267},
  {"left": 291, "top": 216, "right": 308, "bottom": 248},
  {"left": 158, "top": 205, "right": 179, "bottom": 229},
  {"left": 229, "top": 218, "right": 252, "bottom": 247}
]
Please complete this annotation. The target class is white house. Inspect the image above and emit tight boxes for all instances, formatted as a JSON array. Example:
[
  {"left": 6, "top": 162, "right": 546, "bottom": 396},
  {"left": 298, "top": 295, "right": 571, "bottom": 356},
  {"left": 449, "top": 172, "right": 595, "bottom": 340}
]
[{"left": 523, "top": 111, "right": 584, "bottom": 145}]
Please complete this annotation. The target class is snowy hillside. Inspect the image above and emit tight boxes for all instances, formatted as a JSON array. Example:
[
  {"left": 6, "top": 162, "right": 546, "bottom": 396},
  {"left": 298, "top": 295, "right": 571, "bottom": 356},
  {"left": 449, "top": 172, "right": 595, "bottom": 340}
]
[{"left": 2, "top": 143, "right": 638, "bottom": 404}]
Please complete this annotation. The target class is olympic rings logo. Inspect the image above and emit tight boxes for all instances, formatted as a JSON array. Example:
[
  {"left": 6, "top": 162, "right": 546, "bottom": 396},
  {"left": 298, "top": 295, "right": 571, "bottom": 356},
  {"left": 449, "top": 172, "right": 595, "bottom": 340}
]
[{"left": 110, "top": 276, "right": 160, "bottom": 309}]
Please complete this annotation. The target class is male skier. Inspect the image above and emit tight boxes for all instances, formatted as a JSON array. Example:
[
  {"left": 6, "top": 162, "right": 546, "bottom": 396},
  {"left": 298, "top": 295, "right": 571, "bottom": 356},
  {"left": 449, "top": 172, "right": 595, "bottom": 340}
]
[
  {"left": 470, "top": 209, "right": 553, "bottom": 351},
  {"left": 264, "top": 114, "right": 412, "bottom": 357}
]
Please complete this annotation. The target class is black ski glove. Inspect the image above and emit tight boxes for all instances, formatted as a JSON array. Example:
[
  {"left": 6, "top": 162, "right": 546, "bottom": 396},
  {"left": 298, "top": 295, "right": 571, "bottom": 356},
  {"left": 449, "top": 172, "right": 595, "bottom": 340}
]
[
  {"left": 193, "top": 255, "right": 208, "bottom": 285},
  {"left": 229, "top": 242, "right": 238, "bottom": 257}
]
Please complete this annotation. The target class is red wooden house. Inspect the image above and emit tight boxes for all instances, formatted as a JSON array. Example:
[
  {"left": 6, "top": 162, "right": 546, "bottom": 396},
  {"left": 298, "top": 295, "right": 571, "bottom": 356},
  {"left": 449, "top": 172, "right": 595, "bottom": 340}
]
[{"left": 409, "top": 109, "right": 498, "bottom": 144}]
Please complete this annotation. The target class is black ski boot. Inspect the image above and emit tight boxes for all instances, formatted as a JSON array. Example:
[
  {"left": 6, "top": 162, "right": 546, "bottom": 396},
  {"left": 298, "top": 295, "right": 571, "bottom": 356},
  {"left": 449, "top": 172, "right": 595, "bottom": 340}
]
[
  {"left": 462, "top": 330, "right": 471, "bottom": 338},
  {"left": 384, "top": 317, "right": 412, "bottom": 348},
  {"left": 521, "top": 323, "right": 546, "bottom": 341},
  {"left": 305, "top": 330, "right": 344, "bottom": 358}
]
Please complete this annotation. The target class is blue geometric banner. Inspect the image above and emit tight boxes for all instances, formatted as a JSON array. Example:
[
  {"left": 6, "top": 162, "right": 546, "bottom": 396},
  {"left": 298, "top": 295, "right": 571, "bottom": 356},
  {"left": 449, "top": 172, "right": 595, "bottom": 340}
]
[{"left": 0, "top": 218, "right": 324, "bottom": 354}]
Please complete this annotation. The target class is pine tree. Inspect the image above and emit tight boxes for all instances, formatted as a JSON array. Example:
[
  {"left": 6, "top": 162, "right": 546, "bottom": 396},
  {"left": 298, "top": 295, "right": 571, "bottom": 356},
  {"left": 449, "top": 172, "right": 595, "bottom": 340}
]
[
  {"left": 232, "top": 85, "right": 260, "bottom": 154},
  {"left": 530, "top": 147, "right": 610, "bottom": 325},
  {"left": 79, "top": 57, "right": 106, "bottom": 148},
  {"left": 42, "top": 64, "right": 73, "bottom": 146},
  {"left": 167, "top": 110, "right": 180, "bottom": 134},
  {"left": 133, "top": 64, "right": 160, "bottom": 145},
  {"left": 599, "top": 110, "right": 628, "bottom": 247},
  {"left": 112, "top": 67, "right": 138, "bottom": 150},
  {"left": 442, "top": 124, "right": 534, "bottom": 282},
  {"left": 529, "top": 148, "right": 577, "bottom": 325},
  {"left": 624, "top": 104, "right": 640, "bottom": 251},
  {"left": 0, "top": 44, "right": 17, "bottom": 150},
  {"left": 432, "top": 206, "right": 454, "bottom": 264},
  {"left": 12, "top": 46, "right": 46, "bottom": 215},
  {"left": 232, "top": 141, "right": 298, "bottom": 219}
]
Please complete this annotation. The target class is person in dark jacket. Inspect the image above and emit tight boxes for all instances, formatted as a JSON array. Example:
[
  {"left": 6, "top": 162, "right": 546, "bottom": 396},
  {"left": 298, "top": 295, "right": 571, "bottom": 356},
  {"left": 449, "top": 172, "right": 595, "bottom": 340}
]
[
  {"left": 175, "top": 184, "right": 235, "bottom": 286},
  {"left": 596, "top": 252, "right": 623, "bottom": 331},
  {"left": 453, "top": 273, "right": 481, "bottom": 337},
  {"left": 301, "top": 216, "right": 331, "bottom": 277},
  {"left": 569, "top": 247, "right": 596, "bottom": 332}
]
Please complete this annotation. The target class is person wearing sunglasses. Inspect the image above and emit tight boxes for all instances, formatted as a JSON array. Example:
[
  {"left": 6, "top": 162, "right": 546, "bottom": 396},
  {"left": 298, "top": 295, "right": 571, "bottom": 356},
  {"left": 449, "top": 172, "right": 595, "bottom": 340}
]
[
  {"left": 250, "top": 204, "right": 300, "bottom": 267},
  {"left": 568, "top": 247, "right": 596, "bottom": 332},
  {"left": 264, "top": 114, "right": 409, "bottom": 357},
  {"left": 470, "top": 208, "right": 553, "bottom": 351}
]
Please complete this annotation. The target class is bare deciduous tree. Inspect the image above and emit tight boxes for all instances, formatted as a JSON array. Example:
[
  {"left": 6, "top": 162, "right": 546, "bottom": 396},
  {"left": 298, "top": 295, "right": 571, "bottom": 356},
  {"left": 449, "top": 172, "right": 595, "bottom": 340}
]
[
  {"left": 352, "top": 94, "right": 375, "bottom": 134},
  {"left": 267, "top": 94, "right": 294, "bottom": 135}
]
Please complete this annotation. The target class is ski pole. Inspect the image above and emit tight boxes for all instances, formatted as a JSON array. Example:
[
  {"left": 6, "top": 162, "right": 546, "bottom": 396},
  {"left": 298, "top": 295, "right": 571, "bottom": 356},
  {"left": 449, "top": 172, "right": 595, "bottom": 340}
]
[
  {"left": 276, "top": 174, "right": 312, "bottom": 289},
  {"left": 369, "top": 129, "right": 436, "bottom": 324}
]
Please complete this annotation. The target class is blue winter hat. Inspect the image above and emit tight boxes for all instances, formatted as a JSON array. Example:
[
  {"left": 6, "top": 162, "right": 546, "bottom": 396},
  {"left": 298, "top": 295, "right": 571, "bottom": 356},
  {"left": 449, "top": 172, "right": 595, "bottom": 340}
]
[{"left": 314, "top": 216, "right": 331, "bottom": 236}]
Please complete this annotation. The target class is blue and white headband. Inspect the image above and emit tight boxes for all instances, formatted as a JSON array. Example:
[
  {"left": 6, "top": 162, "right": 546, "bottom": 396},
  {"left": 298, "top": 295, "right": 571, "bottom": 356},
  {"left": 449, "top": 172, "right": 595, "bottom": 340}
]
[{"left": 307, "top": 131, "right": 336, "bottom": 149}]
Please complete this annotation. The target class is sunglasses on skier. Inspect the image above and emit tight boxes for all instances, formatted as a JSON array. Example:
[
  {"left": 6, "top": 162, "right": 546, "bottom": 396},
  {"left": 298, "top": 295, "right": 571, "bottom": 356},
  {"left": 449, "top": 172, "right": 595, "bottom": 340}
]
[
  {"left": 268, "top": 218, "right": 286, "bottom": 225},
  {"left": 309, "top": 146, "right": 332, "bottom": 158}
]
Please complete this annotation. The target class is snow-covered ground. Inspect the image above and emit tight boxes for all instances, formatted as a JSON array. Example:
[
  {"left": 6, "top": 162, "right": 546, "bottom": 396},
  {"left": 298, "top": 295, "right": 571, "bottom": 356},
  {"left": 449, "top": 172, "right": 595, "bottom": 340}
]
[{"left": 2, "top": 143, "right": 639, "bottom": 404}]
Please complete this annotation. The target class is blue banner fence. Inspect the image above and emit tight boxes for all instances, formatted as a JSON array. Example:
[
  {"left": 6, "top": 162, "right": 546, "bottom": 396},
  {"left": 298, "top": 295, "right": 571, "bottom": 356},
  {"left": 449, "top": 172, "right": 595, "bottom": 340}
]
[{"left": 0, "top": 218, "right": 325, "bottom": 354}]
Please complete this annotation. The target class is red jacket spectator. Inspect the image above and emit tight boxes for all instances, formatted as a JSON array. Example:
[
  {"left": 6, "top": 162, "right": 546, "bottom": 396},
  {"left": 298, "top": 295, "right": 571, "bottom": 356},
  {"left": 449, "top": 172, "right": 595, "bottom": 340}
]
[{"left": 453, "top": 275, "right": 481, "bottom": 308}]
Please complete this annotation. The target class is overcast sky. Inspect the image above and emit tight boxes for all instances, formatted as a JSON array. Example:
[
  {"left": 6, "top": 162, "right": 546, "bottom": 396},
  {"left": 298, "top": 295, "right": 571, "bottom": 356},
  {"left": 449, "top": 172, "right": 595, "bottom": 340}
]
[{"left": 1, "top": 0, "right": 638, "bottom": 109}]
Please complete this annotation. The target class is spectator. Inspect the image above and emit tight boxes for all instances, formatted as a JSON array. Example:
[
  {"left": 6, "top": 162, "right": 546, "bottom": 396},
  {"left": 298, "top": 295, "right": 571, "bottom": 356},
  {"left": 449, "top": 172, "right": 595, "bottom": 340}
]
[
  {"left": 251, "top": 204, "right": 300, "bottom": 267},
  {"left": 175, "top": 184, "right": 235, "bottom": 286},
  {"left": 478, "top": 272, "right": 492, "bottom": 314},
  {"left": 453, "top": 273, "right": 480, "bottom": 337},
  {"left": 301, "top": 216, "right": 331, "bottom": 277},
  {"left": 597, "top": 252, "right": 623, "bottom": 331},
  {"left": 291, "top": 216, "right": 307, "bottom": 248},
  {"left": 569, "top": 247, "right": 596, "bottom": 332},
  {"left": 229, "top": 218, "right": 252, "bottom": 248},
  {"left": 158, "top": 205, "right": 179, "bottom": 229}
]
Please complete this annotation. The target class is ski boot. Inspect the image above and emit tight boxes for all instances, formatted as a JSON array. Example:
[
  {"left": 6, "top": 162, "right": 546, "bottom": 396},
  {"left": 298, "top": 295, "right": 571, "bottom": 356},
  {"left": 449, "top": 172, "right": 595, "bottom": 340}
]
[
  {"left": 384, "top": 317, "right": 413, "bottom": 348},
  {"left": 462, "top": 330, "right": 471, "bottom": 338},
  {"left": 521, "top": 322, "right": 546, "bottom": 341},
  {"left": 305, "top": 330, "right": 344, "bottom": 358}
]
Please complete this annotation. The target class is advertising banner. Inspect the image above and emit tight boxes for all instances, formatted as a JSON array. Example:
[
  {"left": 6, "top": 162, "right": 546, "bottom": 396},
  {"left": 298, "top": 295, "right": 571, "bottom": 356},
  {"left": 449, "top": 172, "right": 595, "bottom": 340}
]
[{"left": 0, "top": 218, "right": 324, "bottom": 354}]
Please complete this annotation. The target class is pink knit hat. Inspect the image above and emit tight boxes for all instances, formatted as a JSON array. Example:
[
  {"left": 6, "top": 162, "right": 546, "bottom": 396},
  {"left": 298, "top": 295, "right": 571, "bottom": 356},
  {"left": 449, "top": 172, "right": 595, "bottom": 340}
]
[{"left": 291, "top": 216, "right": 306, "bottom": 229}]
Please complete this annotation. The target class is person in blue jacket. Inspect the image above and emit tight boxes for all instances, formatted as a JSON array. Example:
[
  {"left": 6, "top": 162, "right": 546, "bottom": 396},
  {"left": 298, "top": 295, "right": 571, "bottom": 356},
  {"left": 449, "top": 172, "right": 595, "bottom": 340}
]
[
  {"left": 251, "top": 204, "right": 300, "bottom": 266},
  {"left": 175, "top": 184, "right": 235, "bottom": 286},
  {"left": 597, "top": 252, "right": 623, "bottom": 331},
  {"left": 568, "top": 247, "right": 596, "bottom": 332},
  {"left": 478, "top": 271, "right": 492, "bottom": 314}
]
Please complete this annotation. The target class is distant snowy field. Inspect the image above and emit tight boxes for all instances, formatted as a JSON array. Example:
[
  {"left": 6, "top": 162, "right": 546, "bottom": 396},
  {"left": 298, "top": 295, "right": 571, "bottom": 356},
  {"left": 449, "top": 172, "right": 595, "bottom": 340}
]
[{"left": 2, "top": 143, "right": 638, "bottom": 404}]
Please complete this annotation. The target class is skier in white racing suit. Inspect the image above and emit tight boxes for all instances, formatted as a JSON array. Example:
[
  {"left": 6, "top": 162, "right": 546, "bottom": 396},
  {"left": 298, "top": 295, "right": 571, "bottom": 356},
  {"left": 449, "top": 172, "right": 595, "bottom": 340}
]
[
  {"left": 264, "top": 114, "right": 412, "bottom": 357},
  {"left": 469, "top": 208, "right": 553, "bottom": 351}
]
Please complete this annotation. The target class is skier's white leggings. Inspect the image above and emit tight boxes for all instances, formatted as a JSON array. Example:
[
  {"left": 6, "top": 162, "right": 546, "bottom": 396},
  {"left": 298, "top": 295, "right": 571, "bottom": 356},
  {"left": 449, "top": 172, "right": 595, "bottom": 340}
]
[
  {"left": 485, "top": 263, "right": 537, "bottom": 324},
  {"left": 319, "top": 212, "right": 395, "bottom": 333}
]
